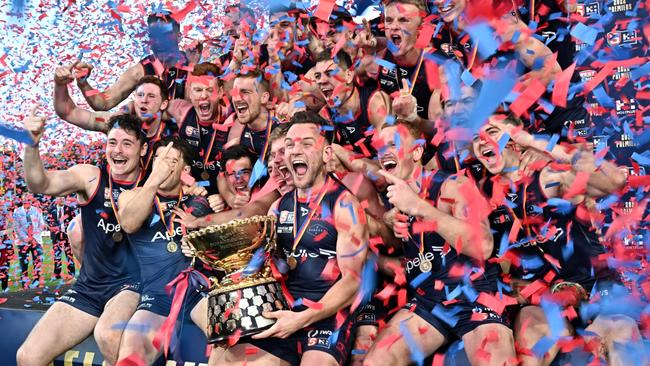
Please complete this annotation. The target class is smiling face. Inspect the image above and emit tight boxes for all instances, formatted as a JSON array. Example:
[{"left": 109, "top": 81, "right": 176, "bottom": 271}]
[
  {"left": 376, "top": 124, "right": 423, "bottom": 181},
  {"left": 284, "top": 123, "right": 331, "bottom": 190},
  {"left": 313, "top": 60, "right": 353, "bottom": 106},
  {"left": 384, "top": 3, "right": 423, "bottom": 59},
  {"left": 232, "top": 76, "right": 268, "bottom": 124},
  {"left": 134, "top": 83, "right": 168, "bottom": 122},
  {"left": 433, "top": 0, "right": 466, "bottom": 23},
  {"left": 189, "top": 77, "right": 220, "bottom": 122},
  {"left": 471, "top": 116, "right": 519, "bottom": 175},
  {"left": 268, "top": 137, "right": 294, "bottom": 195},
  {"left": 105, "top": 128, "right": 146, "bottom": 179}
]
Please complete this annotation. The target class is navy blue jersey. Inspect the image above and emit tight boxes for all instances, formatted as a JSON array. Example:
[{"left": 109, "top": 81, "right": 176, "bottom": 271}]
[
  {"left": 275, "top": 177, "right": 348, "bottom": 303},
  {"left": 240, "top": 119, "right": 277, "bottom": 158},
  {"left": 385, "top": 170, "right": 500, "bottom": 303},
  {"left": 126, "top": 193, "right": 192, "bottom": 291},
  {"left": 78, "top": 165, "right": 140, "bottom": 289},
  {"left": 178, "top": 109, "right": 230, "bottom": 194},
  {"left": 484, "top": 172, "right": 618, "bottom": 289},
  {"left": 139, "top": 55, "right": 188, "bottom": 100},
  {"left": 378, "top": 52, "right": 431, "bottom": 120},
  {"left": 323, "top": 85, "right": 378, "bottom": 156}
]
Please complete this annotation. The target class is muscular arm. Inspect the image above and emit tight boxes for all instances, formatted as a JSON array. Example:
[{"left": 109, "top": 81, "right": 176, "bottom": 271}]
[
  {"left": 54, "top": 82, "right": 110, "bottom": 133},
  {"left": 301, "top": 191, "right": 369, "bottom": 326},
  {"left": 499, "top": 13, "right": 561, "bottom": 86},
  {"left": 117, "top": 185, "right": 157, "bottom": 234},
  {"left": 76, "top": 63, "right": 144, "bottom": 111},
  {"left": 24, "top": 145, "right": 96, "bottom": 201},
  {"left": 414, "top": 176, "right": 493, "bottom": 260}
]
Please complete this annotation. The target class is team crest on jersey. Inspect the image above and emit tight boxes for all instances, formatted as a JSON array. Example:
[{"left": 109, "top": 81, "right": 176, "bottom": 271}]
[
  {"left": 279, "top": 210, "right": 294, "bottom": 224},
  {"left": 185, "top": 126, "right": 199, "bottom": 138}
]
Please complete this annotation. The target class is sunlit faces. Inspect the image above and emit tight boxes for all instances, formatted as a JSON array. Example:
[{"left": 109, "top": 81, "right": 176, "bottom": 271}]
[
  {"left": 232, "top": 77, "right": 269, "bottom": 124},
  {"left": 268, "top": 13, "right": 296, "bottom": 57},
  {"left": 284, "top": 124, "right": 331, "bottom": 190},
  {"left": 153, "top": 146, "right": 187, "bottom": 191},
  {"left": 433, "top": 0, "right": 466, "bottom": 23},
  {"left": 384, "top": 3, "right": 423, "bottom": 59},
  {"left": 471, "top": 116, "right": 518, "bottom": 175},
  {"left": 134, "top": 83, "right": 168, "bottom": 122},
  {"left": 224, "top": 157, "right": 253, "bottom": 194},
  {"left": 376, "top": 124, "right": 423, "bottom": 181},
  {"left": 189, "top": 77, "right": 221, "bottom": 122},
  {"left": 106, "top": 128, "right": 147, "bottom": 179},
  {"left": 268, "top": 138, "right": 294, "bottom": 195},
  {"left": 313, "top": 60, "right": 353, "bottom": 106}
]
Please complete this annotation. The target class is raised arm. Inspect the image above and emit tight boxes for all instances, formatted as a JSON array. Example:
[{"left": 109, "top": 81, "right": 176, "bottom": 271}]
[
  {"left": 54, "top": 64, "right": 110, "bottom": 133},
  {"left": 75, "top": 61, "right": 144, "bottom": 111},
  {"left": 22, "top": 108, "right": 98, "bottom": 201}
]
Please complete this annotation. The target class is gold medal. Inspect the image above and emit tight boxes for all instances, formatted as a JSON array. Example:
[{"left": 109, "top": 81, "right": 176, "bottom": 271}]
[
  {"left": 201, "top": 171, "right": 210, "bottom": 180},
  {"left": 167, "top": 241, "right": 178, "bottom": 253},
  {"left": 112, "top": 231, "right": 123, "bottom": 242},
  {"left": 419, "top": 258, "right": 432, "bottom": 273},
  {"left": 287, "top": 256, "right": 298, "bottom": 270}
]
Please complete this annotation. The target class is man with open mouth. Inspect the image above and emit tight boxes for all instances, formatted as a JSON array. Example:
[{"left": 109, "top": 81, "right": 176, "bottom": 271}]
[
  {"left": 18, "top": 113, "right": 145, "bottom": 366},
  {"left": 314, "top": 50, "right": 391, "bottom": 157},
  {"left": 472, "top": 114, "right": 641, "bottom": 365},
  {"left": 376, "top": 0, "right": 435, "bottom": 127},
  {"left": 217, "top": 145, "right": 259, "bottom": 211},
  {"left": 216, "top": 111, "right": 369, "bottom": 366},
  {"left": 363, "top": 119, "right": 516, "bottom": 366},
  {"left": 166, "top": 62, "right": 229, "bottom": 195},
  {"left": 54, "top": 69, "right": 177, "bottom": 170}
]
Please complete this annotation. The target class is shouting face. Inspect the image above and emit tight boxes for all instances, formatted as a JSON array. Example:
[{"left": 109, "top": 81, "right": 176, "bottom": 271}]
[
  {"left": 134, "top": 83, "right": 168, "bottom": 122},
  {"left": 284, "top": 123, "right": 331, "bottom": 190},
  {"left": 376, "top": 124, "right": 423, "bottom": 181},
  {"left": 232, "top": 76, "right": 269, "bottom": 124},
  {"left": 189, "top": 77, "right": 221, "bottom": 122},
  {"left": 105, "top": 128, "right": 146, "bottom": 179},
  {"left": 384, "top": 3, "right": 423, "bottom": 59}
]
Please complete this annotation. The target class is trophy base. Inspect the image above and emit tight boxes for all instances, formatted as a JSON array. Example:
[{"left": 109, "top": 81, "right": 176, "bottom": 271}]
[{"left": 207, "top": 278, "right": 288, "bottom": 344}]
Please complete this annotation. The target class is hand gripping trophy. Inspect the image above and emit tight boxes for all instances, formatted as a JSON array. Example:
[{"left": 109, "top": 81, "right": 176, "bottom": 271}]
[{"left": 182, "top": 216, "right": 288, "bottom": 343}]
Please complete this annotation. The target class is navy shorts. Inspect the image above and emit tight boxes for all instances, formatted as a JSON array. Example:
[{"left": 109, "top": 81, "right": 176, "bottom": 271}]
[
  {"left": 58, "top": 279, "right": 141, "bottom": 318},
  {"left": 250, "top": 313, "right": 357, "bottom": 366},
  {"left": 136, "top": 284, "right": 206, "bottom": 317},
  {"left": 356, "top": 297, "right": 390, "bottom": 327},
  {"left": 405, "top": 297, "right": 508, "bottom": 340}
]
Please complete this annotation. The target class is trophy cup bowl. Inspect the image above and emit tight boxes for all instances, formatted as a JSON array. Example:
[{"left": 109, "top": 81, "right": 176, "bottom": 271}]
[{"left": 183, "top": 215, "right": 288, "bottom": 343}]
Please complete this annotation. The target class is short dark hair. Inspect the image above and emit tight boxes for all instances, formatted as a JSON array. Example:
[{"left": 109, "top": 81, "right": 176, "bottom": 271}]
[
  {"left": 225, "top": 4, "right": 256, "bottom": 19},
  {"left": 107, "top": 114, "right": 146, "bottom": 145},
  {"left": 315, "top": 50, "right": 353, "bottom": 70},
  {"left": 265, "top": 123, "right": 291, "bottom": 161},
  {"left": 235, "top": 68, "right": 269, "bottom": 92},
  {"left": 152, "top": 136, "right": 195, "bottom": 166},
  {"left": 220, "top": 145, "right": 258, "bottom": 171},
  {"left": 134, "top": 75, "right": 169, "bottom": 101},
  {"left": 288, "top": 111, "right": 334, "bottom": 143},
  {"left": 192, "top": 62, "right": 222, "bottom": 87},
  {"left": 147, "top": 13, "right": 180, "bottom": 33}
]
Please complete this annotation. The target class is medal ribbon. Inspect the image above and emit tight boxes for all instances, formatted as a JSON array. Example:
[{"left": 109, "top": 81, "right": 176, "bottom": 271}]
[
  {"left": 143, "top": 118, "right": 167, "bottom": 170},
  {"left": 259, "top": 111, "right": 274, "bottom": 163},
  {"left": 198, "top": 107, "right": 222, "bottom": 173},
  {"left": 154, "top": 191, "right": 183, "bottom": 239},
  {"left": 291, "top": 177, "right": 333, "bottom": 256}
]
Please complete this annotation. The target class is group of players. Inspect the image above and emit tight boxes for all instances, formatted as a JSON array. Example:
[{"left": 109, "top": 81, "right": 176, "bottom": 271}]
[{"left": 14, "top": 1, "right": 645, "bottom": 366}]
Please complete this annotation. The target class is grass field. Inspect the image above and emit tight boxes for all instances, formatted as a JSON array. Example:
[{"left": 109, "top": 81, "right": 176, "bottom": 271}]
[{"left": 5, "top": 233, "right": 77, "bottom": 292}]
